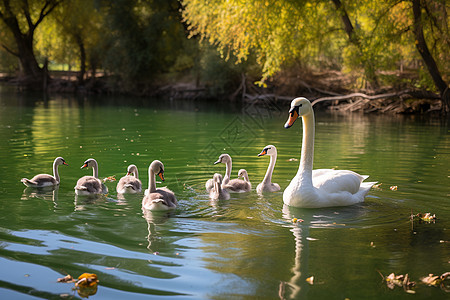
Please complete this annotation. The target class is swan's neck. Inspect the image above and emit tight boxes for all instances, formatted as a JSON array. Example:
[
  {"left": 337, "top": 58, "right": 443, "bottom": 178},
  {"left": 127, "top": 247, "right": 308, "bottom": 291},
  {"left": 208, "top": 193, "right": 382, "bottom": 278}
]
[
  {"left": 263, "top": 154, "right": 276, "bottom": 184},
  {"left": 134, "top": 168, "right": 139, "bottom": 179},
  {"left": 214, "top": 181, "right": 222, "bottom": 193},
  {"left": 297, "top": 113, "right": 315, "bottom": 185},
  {"left": 53, "top": 161, "right": 60, "bottom": 183},
  {"left": 148, "top": 169, "right": 156, "bottom": 193},
  {"left": 224, "top": 160, "right": 232, "bottom": 183},
  {"left": 243, "top": 173, "right": 250, "bottom": 183},
  {"left": 92, "top": 161, "right": 99, "bottom": 178}
]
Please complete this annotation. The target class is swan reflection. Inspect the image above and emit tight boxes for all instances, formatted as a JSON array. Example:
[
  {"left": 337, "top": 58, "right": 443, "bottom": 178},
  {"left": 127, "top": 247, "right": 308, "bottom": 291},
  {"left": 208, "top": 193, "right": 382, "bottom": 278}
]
[
  {"left": 142, "top": 209, "right": 171, "bottom": 252},
  {"left": 22, "top": 187, "right": 59, "bottom": 210},
  {"left": 280, "top": 204, "right": 311, "bottom": 299}
]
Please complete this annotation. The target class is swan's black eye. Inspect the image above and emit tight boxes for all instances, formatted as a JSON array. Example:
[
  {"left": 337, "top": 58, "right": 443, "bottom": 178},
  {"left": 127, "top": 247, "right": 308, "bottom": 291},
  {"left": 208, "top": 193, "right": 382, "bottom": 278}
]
[{"left": 298, "top": 104, "right": 302, "bottom": 107}]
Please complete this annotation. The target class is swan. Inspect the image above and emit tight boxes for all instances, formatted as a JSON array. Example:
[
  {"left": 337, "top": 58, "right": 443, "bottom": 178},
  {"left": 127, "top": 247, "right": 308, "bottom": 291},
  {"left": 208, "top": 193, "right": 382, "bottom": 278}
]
[
  {"left": 205, "top": 153, "right": 232, "bottom": 192},
  {"left": 142, "top": 160, "right": 177, "bottom": 211},
  {"left": 209, "top": 173, "right": 230, "bottom": 200},
  {"left": 116, "top": 164, "right": 142, "bottom": 194},
  {"left": 21, "top": 157, "right": 68, "bottom": 187},
  {"left": 256, "top": 145, "right": 281, "bottom": 193},
  {"left": 74, "top": 158, "right": 108, "bottom": 195},
  {"left": 223, "top": 169, "right": 251, "bottom": 193},
  {"left": 283, "top": 97, "right": 376, "bottom": 208}
]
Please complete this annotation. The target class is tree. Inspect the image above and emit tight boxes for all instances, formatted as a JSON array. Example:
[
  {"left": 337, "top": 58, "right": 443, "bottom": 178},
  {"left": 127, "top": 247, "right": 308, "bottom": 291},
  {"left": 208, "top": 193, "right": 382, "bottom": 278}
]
[
  {"left": 182, "top": 0, "right": 449, "bottom": 110},
  {"left": 0, "top": 0, "right": 62, "bottom": 84},
  {"left": 412, "top": 0, "right": 449, "bottom": 112}
]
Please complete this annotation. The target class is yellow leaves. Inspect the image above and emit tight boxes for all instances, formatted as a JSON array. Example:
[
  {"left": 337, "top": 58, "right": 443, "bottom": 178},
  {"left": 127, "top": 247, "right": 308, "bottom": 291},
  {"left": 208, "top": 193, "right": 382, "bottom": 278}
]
[
  {"left": 306, "top": 276, "right": 314, "bottom": 285},
  {"left": 389, "top": 185, "right": 398, "bottom": 191},
  {"left": 76, "top": 273, "right": 99, "bottom": 288},
  {"left": 103, "top": 175, "right": 116, "bottom": 183},
  {"left": 415, "top": 212, "right": 436, "bottom": 223},
  {"left": 292, "top": 218, "right": 304, "bottom": 224},
  {"left": 57, "top": 272, "right": 99, "bottom": 297}
]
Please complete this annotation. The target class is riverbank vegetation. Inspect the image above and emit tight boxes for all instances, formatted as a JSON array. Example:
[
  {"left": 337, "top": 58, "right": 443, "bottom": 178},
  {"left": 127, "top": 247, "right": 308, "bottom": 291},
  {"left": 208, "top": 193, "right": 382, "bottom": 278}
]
[{"left": 0, "top": 0, "right": 448, "bottom": 113}]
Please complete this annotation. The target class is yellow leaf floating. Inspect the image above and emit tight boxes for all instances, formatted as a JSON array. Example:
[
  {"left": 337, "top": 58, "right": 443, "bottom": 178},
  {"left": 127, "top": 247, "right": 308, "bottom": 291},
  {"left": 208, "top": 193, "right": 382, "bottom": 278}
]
[
  {"left": 76, "top": 273, "right": 99, "bottom": 288},
  {"left": 416, "top": 213, "right": 436, "bottom": 223},
  {"left": 103, "top": 175, "right": 116, "bottom": 183},
  {"left": 389, "top": 186, "right": 398, "bottom": 191},
  {"left": 306, "top": 276, "right": 314, "bottom": 285}
]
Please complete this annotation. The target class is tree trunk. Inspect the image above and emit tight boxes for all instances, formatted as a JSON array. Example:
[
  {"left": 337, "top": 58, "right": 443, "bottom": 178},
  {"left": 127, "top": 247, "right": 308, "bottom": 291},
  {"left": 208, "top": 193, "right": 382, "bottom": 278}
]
[
  {"left": 75, "top": 34, "right": 86, "bottom": 84},
  {"left": 412, "top": 0, "right": 449, "bottom": 113},
  {"left": 14, "top": 34, "right": 43, "bottom": 80}
]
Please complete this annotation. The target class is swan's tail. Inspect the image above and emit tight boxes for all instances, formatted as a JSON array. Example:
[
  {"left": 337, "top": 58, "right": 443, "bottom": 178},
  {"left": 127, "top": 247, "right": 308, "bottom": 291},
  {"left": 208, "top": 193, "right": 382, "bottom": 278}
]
[
  {"left": 360, "top": 181, "right": 377, "bottom": 194},
  {"left": 74, "top": 185, "right": 88, "bottom": 190},
  {"left": 21, "top": 178, "right": 35, "bottom": 187}
]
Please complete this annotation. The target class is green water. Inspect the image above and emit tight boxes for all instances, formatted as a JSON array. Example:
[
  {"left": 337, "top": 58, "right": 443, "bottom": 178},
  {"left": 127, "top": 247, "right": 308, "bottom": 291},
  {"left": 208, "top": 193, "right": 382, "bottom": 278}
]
[{"left": 0, "top": 88, "right": 449, "bottom": 299}]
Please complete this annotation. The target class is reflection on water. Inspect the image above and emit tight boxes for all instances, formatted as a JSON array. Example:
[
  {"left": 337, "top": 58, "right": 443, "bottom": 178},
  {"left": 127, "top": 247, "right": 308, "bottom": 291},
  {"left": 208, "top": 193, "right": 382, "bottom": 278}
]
[
  {"left": 0, "top": 91, "right": 449, "bottom": 299},
  {"left": 143, "top": 210, "right": 173, "bottom": 252}
]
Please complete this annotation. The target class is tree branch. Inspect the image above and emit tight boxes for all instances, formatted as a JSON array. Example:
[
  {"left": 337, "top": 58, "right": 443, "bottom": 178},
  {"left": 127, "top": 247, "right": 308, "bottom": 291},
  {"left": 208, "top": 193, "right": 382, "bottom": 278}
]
[
  {"left": 311, "top": 90, "right": 440, "bottom": 106},
  {"left": 1, "top": 43, "right": 19, "bottom": 57},
  {"left": 35, "top": 0, "right": 62, "bottom": 29}
]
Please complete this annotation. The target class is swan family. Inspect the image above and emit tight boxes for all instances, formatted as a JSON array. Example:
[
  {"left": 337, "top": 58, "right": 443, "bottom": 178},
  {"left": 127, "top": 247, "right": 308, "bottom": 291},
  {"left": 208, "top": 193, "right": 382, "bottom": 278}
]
[{"left": 21, "top": 97, "right": 375, "bottom": 209}]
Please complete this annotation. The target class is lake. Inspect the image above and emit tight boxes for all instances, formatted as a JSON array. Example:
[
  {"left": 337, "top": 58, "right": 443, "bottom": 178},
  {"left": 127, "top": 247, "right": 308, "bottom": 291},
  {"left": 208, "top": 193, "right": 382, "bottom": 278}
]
[{"left": 0, "top": 87, "right": 449, "bottom": 299}]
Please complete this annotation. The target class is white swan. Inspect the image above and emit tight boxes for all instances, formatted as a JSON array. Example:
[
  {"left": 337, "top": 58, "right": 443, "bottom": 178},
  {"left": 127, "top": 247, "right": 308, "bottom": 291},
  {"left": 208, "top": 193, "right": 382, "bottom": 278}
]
[
  {"left": 223, "top": 169, "right": 251, "bottom": 193},
  {"left": 74, "top": 158, "right": 108, "bottom": 195},
  {"left": 256, "top": 145, "right": 281, "bottom": 193},
  {"left": 21, "top": 157, "right": 68, "bottom": 187},
  {"left": 142, "top": 160, "right": 177, "bottom": 211},
  {"left": 209, "top": 173, "right": 230, "bottom": 200},
  {"left": 205, "top": 153, "right": 232, "bottom": 192},
  {"left": 116, "top": 164, "right": 142, "bottom": 194},
  {"left": 283, "top": 97, "right": 376, "bottom": 208}
]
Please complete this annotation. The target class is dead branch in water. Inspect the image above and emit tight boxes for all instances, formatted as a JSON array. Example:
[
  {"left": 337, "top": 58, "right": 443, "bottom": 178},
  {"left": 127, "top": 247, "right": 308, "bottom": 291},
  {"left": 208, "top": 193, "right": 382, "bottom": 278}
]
[{"left": 311, "top": 90, "right": 440, "bottom": 106}]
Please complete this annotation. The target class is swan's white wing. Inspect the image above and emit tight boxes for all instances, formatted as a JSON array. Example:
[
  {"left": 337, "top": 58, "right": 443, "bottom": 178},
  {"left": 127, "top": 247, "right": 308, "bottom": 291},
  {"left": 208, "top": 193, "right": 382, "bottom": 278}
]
[{"left": 312, "top": 169, "right": 364, "bottom": 194}]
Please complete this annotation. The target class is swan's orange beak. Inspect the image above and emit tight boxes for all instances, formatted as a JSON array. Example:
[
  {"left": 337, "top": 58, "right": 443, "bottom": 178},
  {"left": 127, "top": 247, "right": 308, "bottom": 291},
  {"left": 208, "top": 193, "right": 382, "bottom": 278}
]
[
  {"left": 158, "top": 172, "right": 165, "bottom": 181},
  {"left": 284, "top": 108, "right": 299, "bottom": 128},
  {"left": 63, "top": 161, "right": 68, "bottom": 166},
  {"left": 257, "top": 149, "right": 267, "bottom": 157},
  {"left": 80, "top": 163, "right": 88, "bottom": 169},
  {"left": 127, "top": 171, "right": 132, "bottom": 176}
]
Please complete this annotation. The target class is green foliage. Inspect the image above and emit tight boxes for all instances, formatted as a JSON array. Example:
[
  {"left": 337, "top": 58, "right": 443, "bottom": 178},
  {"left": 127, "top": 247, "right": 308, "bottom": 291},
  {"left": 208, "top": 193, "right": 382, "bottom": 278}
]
[
  {"left": 182, "top": 0, "right": 448, "bottom": 90},
  {"left": 0, "top": 0, "right": 447, "bottom": 94}
]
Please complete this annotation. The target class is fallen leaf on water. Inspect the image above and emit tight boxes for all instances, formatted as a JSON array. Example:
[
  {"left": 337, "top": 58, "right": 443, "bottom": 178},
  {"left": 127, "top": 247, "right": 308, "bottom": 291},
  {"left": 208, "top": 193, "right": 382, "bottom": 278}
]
[
  {"left": 57, "top": 274, "right": 75, "bottom": 283},
  {"left": 75, "top": 273, "right": 99, "bottom": 288},
  {"left": 389, "top": 186, "right": 398, "bottom": 191},
  {"left": 306, "top": 276, "right": 314, "bottom": 285},
  {"left": 103, "top": 175, "right": 116, "bottom": 183},
  {"left": 421, "top": 272, "right": 450, "bottom": 286},
  {"left": 384, "top": 273, "right": 415, "bottom": 292},
  {"left": 416, "top": 212, "right": 436, "bottom": 223},
  {"left": 372, "top": 183, "right": 382, "bottom": 190},
  {"left": 287, "top": 158, "right": 298, "bottom": 162},
  {"left": 292, "top": 218, "right": 304, "bottom": 223}
]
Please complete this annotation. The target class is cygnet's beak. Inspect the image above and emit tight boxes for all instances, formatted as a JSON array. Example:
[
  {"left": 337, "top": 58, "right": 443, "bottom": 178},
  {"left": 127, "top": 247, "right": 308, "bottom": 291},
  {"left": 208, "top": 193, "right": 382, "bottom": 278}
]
[{"left": 158, "top": 172, "right": 165, "bottom": 181}]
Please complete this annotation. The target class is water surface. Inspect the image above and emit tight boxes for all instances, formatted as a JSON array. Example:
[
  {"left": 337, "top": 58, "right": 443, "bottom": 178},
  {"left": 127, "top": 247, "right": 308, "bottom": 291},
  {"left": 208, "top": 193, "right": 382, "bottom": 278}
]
[{"left": 0, "top": 89, "right": 449, "bottom": 299}]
